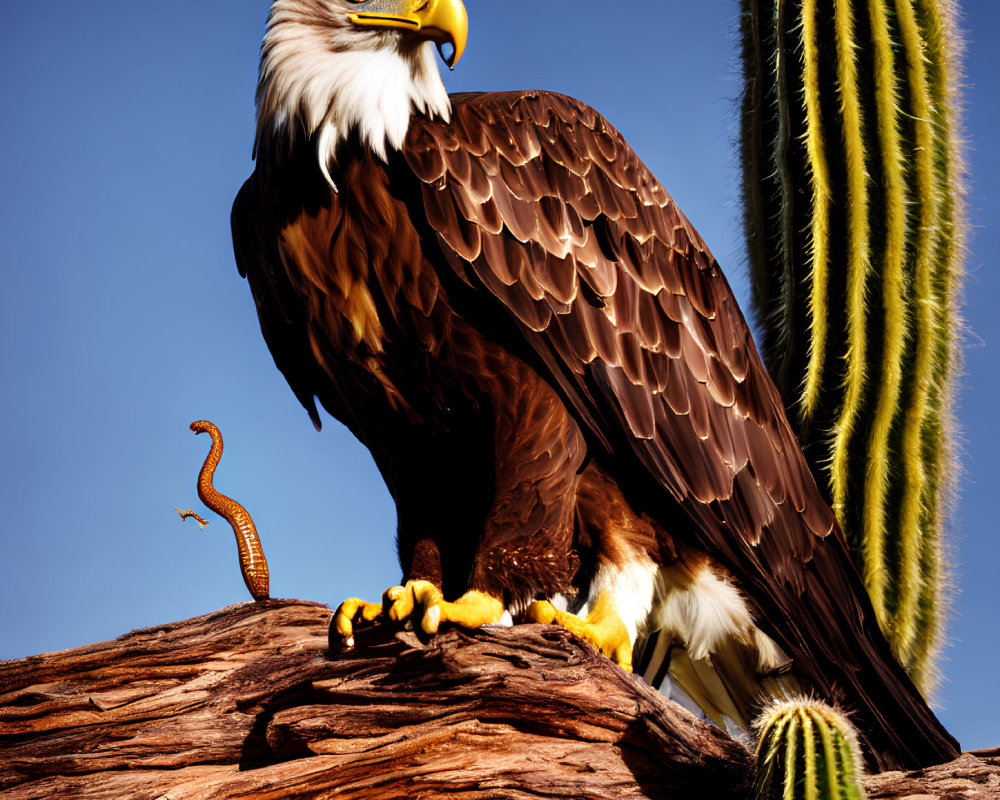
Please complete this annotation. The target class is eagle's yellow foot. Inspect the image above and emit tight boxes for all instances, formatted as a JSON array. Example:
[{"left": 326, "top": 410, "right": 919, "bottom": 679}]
[
  {"left": 331, "top": 580, "right": 505, "bottom": 649},
  {"left": 526, "top": 591, "right": 633, "bottom": 671},
  {"left": 332, "top": 596, "right": 384, "bottom": 648},
  {"left": 386, "top": 579, "right": 504, "bottom": 635}
]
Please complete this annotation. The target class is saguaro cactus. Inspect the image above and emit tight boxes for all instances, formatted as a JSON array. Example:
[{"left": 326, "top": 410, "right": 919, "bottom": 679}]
[
  {"left": 754, "top": 699, "right": 867, "bottom": 800},
  {"left": 739, "top": 0, "right": 965, "bottom": 692}
]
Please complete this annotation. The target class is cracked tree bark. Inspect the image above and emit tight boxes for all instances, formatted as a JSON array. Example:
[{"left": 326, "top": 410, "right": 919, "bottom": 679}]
[{"left": 0, "top": 600, "right": 996, "bottom": 799}]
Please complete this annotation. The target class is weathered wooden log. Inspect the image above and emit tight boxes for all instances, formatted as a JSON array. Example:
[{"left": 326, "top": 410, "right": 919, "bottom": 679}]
[
  {"left": 1, "top": 600, "right": 995, "bottom": 799},
  {"left": 865, "top": 750, "right": 1000, "bottom": 799},
  {"left": 0, "top": 600, "right": 751, "bottom": 799}
]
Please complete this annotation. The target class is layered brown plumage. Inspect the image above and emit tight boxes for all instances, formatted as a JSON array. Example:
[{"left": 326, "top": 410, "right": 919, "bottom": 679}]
[{"left": 233, "top": 88, "right": 958, "bottom": 770}]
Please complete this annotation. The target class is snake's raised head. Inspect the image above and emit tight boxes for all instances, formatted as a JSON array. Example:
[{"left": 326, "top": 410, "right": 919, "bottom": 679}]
[{"left": 190, "top": 420, "right": 219, "bottom": 437}]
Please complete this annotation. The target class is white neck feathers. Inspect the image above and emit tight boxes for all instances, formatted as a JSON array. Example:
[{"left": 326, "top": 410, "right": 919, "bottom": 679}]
[{"left": 254, "top": 1, "right": 452, "bottom": 182}]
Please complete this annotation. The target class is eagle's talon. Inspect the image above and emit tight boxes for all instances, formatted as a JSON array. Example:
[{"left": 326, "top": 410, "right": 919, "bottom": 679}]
[
  {"left": 422, "top": 603, "right": 442, "bottom": 635},
  {"left": 385, "top": 579, "right": 441, "bottom": 623},
  {"left": 392, "top": 580, "right": 502, "bottom": 634},
  {"left": 525, "top": 593, "right": 633, "bottom": 672},
  {"left": 384, "top": 584, "right": 411, "bottom": 622},
  {"left": 525, "top": 599, "right": 557, "bottom": 626},
  {"left": 332, "top": 596, "right": 384, "bottom": 648},
  {"left": 384, "top": 585, "right": 405, "bottom": 603},
  {"left": 334, "top": 581, "right": 504, "bottom": 646}
]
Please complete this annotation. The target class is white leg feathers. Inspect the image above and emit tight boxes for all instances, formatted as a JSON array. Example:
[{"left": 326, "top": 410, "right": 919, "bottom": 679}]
[{"left": 570, "top": 548, "right": 793, "bottom": 733}]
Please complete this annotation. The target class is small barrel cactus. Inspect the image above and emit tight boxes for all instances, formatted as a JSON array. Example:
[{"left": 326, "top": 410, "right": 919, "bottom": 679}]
[{"left": 754, "top": 698, "right": 867, "bottom": 800}]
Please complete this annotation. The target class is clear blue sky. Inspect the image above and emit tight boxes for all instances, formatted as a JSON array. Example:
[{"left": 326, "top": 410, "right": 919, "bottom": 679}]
[{"left": 1, "top": 1, "right": 996, "bottom": 751}]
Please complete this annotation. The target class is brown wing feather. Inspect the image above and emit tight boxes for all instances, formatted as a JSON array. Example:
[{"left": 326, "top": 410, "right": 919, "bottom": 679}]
[
  {"left": 402, "top": 91, "right": 957, "bottom": 769},
  {"left": 232, "top": 172, "right": 325, "bottom": 431},
  {"left": 407, "top": 91, "right": 825, "bottom": 546}
]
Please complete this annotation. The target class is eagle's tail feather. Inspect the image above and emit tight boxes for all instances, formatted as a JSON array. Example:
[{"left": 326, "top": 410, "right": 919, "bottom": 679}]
[{"left": 628, "top": 558, "right": 797, "bottom": 738}]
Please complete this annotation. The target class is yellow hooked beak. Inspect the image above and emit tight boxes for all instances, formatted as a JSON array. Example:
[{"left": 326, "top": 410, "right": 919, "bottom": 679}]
[{"left": 349, "top": 0, "right": 468, "bottom": 68}]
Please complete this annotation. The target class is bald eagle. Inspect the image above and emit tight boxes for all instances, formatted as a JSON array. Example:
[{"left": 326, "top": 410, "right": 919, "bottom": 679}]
[{"left": 232, "top": 0, "right": 958, "bottom": 770}]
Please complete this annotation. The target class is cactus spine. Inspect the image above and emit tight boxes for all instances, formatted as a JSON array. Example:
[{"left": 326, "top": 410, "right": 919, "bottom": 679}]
[
  {"left": 754, "top": 699, "right": 867, "bottom": 800},
  {"left": 739, "top": 0, "right": 966, "bottom": 692}
]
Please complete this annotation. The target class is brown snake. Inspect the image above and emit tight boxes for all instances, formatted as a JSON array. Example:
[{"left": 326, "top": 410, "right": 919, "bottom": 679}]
[{"left": 189, "top": 420, "right": 270, "bottom": 600}]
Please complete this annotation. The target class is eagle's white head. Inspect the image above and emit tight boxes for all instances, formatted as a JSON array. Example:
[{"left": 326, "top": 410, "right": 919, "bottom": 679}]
[{"left": 254, "top": 0, "right": 467, "bottom": 182}]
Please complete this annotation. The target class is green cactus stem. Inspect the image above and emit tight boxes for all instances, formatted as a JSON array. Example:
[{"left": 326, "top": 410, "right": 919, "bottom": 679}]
[
  {"left": 739, "top": 0, "right": 966, "bottom": 693},
  {"left": 754, "top": 698, "right": 867, "bottom": 800}
]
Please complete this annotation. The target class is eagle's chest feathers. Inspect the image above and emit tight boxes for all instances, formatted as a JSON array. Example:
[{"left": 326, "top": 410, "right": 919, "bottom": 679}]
[
  {"left": 280, "top": 201, "right": 386, "bottom": 359},
  {"left": 277, "top": 154, "right": 453, "bottom": 417}
]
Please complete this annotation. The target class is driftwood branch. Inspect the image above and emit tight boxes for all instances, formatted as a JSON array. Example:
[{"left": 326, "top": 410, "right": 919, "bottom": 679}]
[
  {"left": 0, "top": 600, "right": 749, "bottom": 799},
  {"left": 864, "top": 750, "right": 1000, "bottom": 799},
  {"left": 0, "top": 600, "right": 996, "bottom": 799}
]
